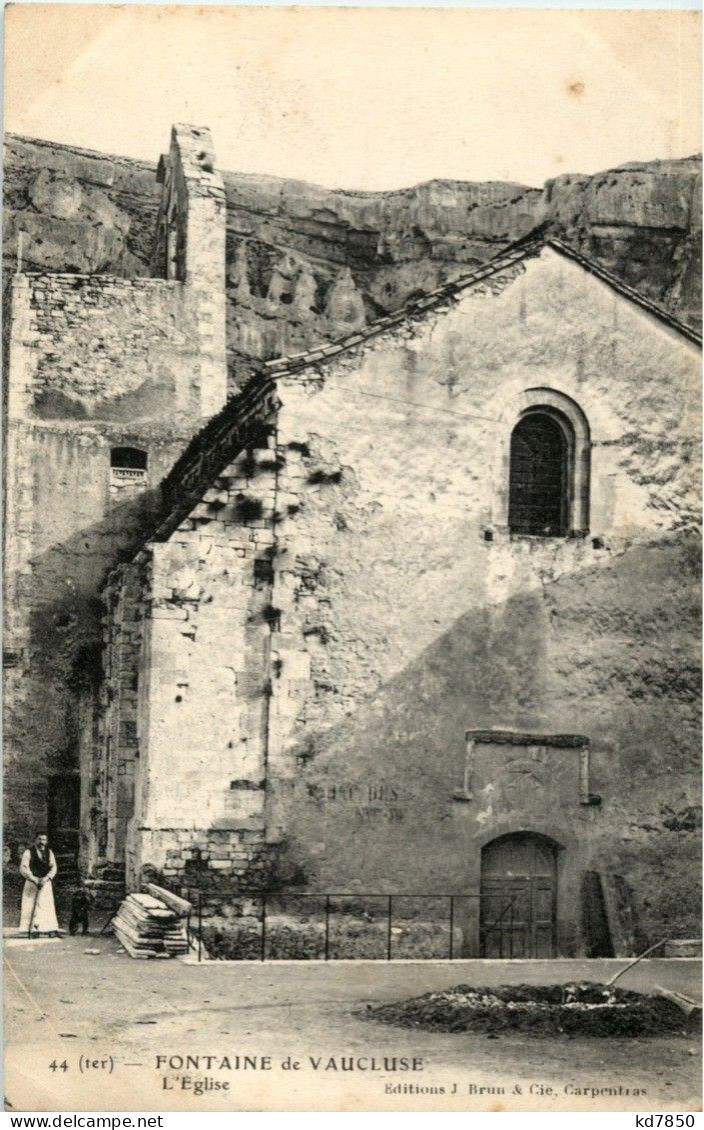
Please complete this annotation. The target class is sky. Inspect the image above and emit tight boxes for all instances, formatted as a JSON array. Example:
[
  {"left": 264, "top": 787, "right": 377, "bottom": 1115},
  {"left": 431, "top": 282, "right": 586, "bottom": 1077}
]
[{"left": 4, "top": 5, "right": 702, "bottom": 190}]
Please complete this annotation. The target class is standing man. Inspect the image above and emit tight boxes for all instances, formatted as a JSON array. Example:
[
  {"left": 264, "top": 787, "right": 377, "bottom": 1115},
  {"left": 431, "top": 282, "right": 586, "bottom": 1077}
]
[{"left": 19, "top": 832, "right": 59, "bottom": 936}]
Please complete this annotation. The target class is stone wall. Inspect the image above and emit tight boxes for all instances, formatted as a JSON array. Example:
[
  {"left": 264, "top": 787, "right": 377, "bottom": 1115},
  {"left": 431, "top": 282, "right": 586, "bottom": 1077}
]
[
  {"left": 257, "top": 248, "right": 701, "bottom": 949},
  {"left": 7, "top": 273, "right": 198, "bottom": 422},
  {"left": 3, "top": 261, "right": 199, "bottom": 856},
  {"left": 117, "top": 432, "right": 283, "bottom": 888},
  {"left": 91, "top": 562, "right": 147, "bottom": 872},
  {"left": 95, "top": 243, "right": 700, "bottom": 950},
  {"left": 3, "top": 125, "right": 228, "bottom": 864},
  {"left": 3, "top": 415, "right": 182, "bottom": 863},
  {"left": 101, "top": 242, "right": 700, "bottom": 949},
  {"left": 152, "top": 124, "right": 228, "bottom": 417}
]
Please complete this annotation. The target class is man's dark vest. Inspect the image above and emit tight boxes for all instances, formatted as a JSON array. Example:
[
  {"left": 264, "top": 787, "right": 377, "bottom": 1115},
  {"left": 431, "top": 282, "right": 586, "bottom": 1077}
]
[{"left": 29, "top": 846, "right": 52, "bottom": 879}]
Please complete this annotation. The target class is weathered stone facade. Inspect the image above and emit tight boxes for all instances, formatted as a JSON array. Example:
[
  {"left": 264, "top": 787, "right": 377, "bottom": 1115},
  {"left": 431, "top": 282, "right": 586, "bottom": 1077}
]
[
  {"left": 92, "top": 238, "right": 701, "bottom": 955},
  {"left": 3, "top": 125, "right": 228, "bottom": 867},
  {"left": 4, "top": 124, "right": 701, "bottom": 956}
]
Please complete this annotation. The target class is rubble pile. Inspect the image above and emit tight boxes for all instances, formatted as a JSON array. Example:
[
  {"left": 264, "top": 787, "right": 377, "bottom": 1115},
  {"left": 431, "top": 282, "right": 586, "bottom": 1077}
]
[
  {"left": 363, "top": 983, "right": 691, "bottom": 1038},
  {"left": 111, "top": 886, "right": 190, "bottom": 959}
]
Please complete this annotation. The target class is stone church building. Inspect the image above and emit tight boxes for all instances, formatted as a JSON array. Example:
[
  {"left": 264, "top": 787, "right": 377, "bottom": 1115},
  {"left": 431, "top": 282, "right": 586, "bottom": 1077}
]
[{"left": 4, "top": 125, "right": 701, "bottom": 956}]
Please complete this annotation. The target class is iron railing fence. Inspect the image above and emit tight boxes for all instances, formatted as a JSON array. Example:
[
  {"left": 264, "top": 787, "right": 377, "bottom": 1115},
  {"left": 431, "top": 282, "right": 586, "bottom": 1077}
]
[{"left": 187, "top": 890, "right": 517, "bottom": 962}]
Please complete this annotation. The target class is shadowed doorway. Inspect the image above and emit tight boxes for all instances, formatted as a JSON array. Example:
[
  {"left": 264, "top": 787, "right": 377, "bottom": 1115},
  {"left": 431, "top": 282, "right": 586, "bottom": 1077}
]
[{"left": 47, "top": 772, "right": 80, "bottom": 859}]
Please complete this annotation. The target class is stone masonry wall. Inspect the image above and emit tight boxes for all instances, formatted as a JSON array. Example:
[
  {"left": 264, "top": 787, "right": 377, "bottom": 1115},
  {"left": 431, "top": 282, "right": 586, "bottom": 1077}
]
[
  {"left": 152, "top": 124, "right": 228, "bottom": 417},
  {"left": 91, "top": 562, "right": 147, "bottom": 872},
  {"left": 8, "top": 271, "right": 200, "bottom": 422},
  {"left": 3, "top": 415, "right": 185, "bottom": 863},
  {"left": 99, "top": 243, "right": 700, "bottom": 948},
  {"left": 7, "top": 273, "right": 198, "bottom": 422},
  {"left": 122, "top": 431, "right": 283, "bottom": 888},
  {"left": 4, "top": 125, "right": 228, "bottom": 863},
  {"left": 259, "top": 248, "right": 700, "bottom": 949},
  {"left": 3, "top": 271, "right": 201, "bottom": 860}
]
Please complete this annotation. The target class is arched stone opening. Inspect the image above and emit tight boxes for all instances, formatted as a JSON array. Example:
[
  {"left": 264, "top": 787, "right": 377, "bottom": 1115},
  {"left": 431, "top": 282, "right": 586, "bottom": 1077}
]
[
  {"left": 494, "top": 387, "right": 591, "bottom": 537},
  {"left": 480, "top": 831, "right": 563, "bottom": 957},
  {"left": 508, "top": 409, "right": 571, "bottom": 536}
]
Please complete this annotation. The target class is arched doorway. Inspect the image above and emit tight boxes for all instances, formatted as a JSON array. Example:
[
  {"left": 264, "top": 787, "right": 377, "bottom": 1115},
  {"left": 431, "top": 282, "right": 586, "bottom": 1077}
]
[{"left": 480, "top": 832, "right": 558, "bottom": 957}]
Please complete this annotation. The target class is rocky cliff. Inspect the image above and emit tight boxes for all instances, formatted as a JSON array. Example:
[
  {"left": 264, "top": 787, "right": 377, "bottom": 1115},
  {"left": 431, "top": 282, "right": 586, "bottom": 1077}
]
[{"left": 4, "top": 134, "right": 701, "bottom": 390}]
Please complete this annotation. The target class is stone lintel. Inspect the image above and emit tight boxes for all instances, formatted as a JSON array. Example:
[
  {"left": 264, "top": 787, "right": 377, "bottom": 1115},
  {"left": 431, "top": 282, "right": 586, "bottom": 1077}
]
[{"left": 465, "top": 729, "right": 590, "bottom": 748}]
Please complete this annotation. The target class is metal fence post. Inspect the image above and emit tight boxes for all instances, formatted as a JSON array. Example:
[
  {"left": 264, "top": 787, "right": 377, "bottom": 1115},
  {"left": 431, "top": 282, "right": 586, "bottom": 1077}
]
[
  {"left": 508, "top": 899, "right": 514, "bottom": 959},
  {"left": 190, "top": 888, "right": 496, "bottom": 966},
  {"left": 197, "top": 891, "right": 202, "bottom": 963}
]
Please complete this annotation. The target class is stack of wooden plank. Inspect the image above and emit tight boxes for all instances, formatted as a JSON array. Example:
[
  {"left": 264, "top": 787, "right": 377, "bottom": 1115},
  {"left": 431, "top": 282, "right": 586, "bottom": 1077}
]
[{"left": 112, "top": 885, "right": 191, "bottom": 959}]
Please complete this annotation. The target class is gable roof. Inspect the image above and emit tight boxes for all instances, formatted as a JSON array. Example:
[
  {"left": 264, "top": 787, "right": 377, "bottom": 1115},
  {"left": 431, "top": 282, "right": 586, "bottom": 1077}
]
[
  {"left": 262, "top": 228, "right": 700, "bottom": 382},
  {"left": 142, "top": 225, "right": 699, "bottom": 548},
  {"left": 547, "top": 238, "right": 702, "bottom": 347}
]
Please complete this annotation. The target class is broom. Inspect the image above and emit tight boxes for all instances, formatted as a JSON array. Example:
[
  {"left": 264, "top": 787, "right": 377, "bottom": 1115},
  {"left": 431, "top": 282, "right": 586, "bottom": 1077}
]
[{"left": 26, "top": 879, "right": 47, "bottom": 939}]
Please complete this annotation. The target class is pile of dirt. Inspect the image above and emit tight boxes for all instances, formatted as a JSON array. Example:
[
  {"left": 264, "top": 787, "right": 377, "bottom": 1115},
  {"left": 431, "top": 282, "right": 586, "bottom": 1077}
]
[{"left": 362, "top": 982, "right": 691, "bottom": 1038}]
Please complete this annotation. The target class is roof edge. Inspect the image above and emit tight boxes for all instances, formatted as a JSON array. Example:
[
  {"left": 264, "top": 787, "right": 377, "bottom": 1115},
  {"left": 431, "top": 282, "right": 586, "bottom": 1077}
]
[
  {"left": 264, "top": 228, "right": 547, "bottom": 379},
  {"left": 547, "top": 238, "right": 702, "bottom": 347},
  {"left": 263, "top": 229, "right": 700, "bottom": 380}
]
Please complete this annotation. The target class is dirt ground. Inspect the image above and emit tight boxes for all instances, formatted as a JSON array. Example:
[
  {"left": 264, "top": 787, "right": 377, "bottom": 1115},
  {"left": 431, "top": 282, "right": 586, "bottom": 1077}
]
[{"left": 4, "top": 932, "right": 701, "bottom": 1113}]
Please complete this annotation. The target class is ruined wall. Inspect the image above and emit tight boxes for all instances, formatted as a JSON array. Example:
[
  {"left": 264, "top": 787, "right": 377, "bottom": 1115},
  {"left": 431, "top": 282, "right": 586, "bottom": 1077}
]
[
  {"left": 4, "top": 271, "right": 201, "bottom": 859},
  {"left": 7, "top": 273, "right": 200, "bottom": 421},
  {"left": 3, "top": 410, "right": 187, "bottom": 862},
  {"left": 3, "top": 127, "right": 229, "bottom": 863},
  {"left": 120, "top": 432, "right": 283, "bottom": 888},
  {"left": 258, "top": 249, "right": 701, "bottom": 949},
  {"left": 152, "top": 125, "right": 228, "bottom": 416},
  {"left": 5, "top": 135, "right": 701, "bottom": 397}
]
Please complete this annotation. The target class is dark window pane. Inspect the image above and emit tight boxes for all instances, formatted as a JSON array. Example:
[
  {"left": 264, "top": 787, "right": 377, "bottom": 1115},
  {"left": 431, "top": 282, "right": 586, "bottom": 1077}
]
[
  {"left": 111, "top": 447, "right": 148, "bottom": 471},
  {"left": 508, "top": 413, "right": 567, "bottom": 536}
]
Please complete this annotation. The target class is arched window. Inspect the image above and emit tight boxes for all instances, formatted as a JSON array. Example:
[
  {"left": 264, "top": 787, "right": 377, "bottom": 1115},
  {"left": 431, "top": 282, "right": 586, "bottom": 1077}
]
[
  {"left": 493, "top": 388, "right": 590, "bottom": 538},
  {"left": 508, "top": 410, "right": 571, "bottom": 537},
  {"left": 110, "top": 447, "right": 147, "bottom": 472}
]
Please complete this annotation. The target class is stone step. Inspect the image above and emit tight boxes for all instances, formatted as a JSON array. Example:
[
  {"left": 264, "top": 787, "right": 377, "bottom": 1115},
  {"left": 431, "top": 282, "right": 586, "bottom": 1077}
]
[
  {"left": 85, "top": 878, "right": 125, "bottom": 892},
  {"left": 93, "top": 862, "right": 126, "bottom": 883},
  {"left": 54, "top": 855, "right": 80, "bottom": 882},
  {"left": 84, "top": 877, "right": 126, "bottom": 910},
  {"left": 664, "top": 938, "right": 702, "bottom": 958}
]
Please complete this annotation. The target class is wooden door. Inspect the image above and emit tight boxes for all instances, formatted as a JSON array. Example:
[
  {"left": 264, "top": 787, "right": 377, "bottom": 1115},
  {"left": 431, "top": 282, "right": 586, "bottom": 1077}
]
[{"left": 480, "top": 834, "right": 557, "bottom": 957}]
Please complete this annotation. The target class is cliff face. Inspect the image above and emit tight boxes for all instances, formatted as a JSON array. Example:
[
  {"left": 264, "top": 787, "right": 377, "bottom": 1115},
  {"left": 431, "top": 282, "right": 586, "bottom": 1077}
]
[{"left": 4, "top": 134, "right": 701, "bottom": 390}]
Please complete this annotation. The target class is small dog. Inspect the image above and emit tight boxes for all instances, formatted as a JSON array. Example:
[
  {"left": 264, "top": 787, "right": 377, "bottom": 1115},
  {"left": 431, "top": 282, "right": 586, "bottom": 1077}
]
[{"left": 69, "top": 883, "right": 91, "bottom": 936}]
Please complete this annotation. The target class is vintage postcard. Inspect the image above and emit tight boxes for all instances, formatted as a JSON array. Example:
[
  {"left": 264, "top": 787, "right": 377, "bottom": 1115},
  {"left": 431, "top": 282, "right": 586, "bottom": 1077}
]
[{"left": 3, "top": 3, "right": 702, "bottom": 1115}]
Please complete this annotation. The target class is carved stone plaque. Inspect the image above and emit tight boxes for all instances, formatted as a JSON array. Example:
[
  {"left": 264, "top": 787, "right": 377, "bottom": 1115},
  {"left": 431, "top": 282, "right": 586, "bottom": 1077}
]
[{"left": 455, "top": 729, "right": 594, "bottom": 811}]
